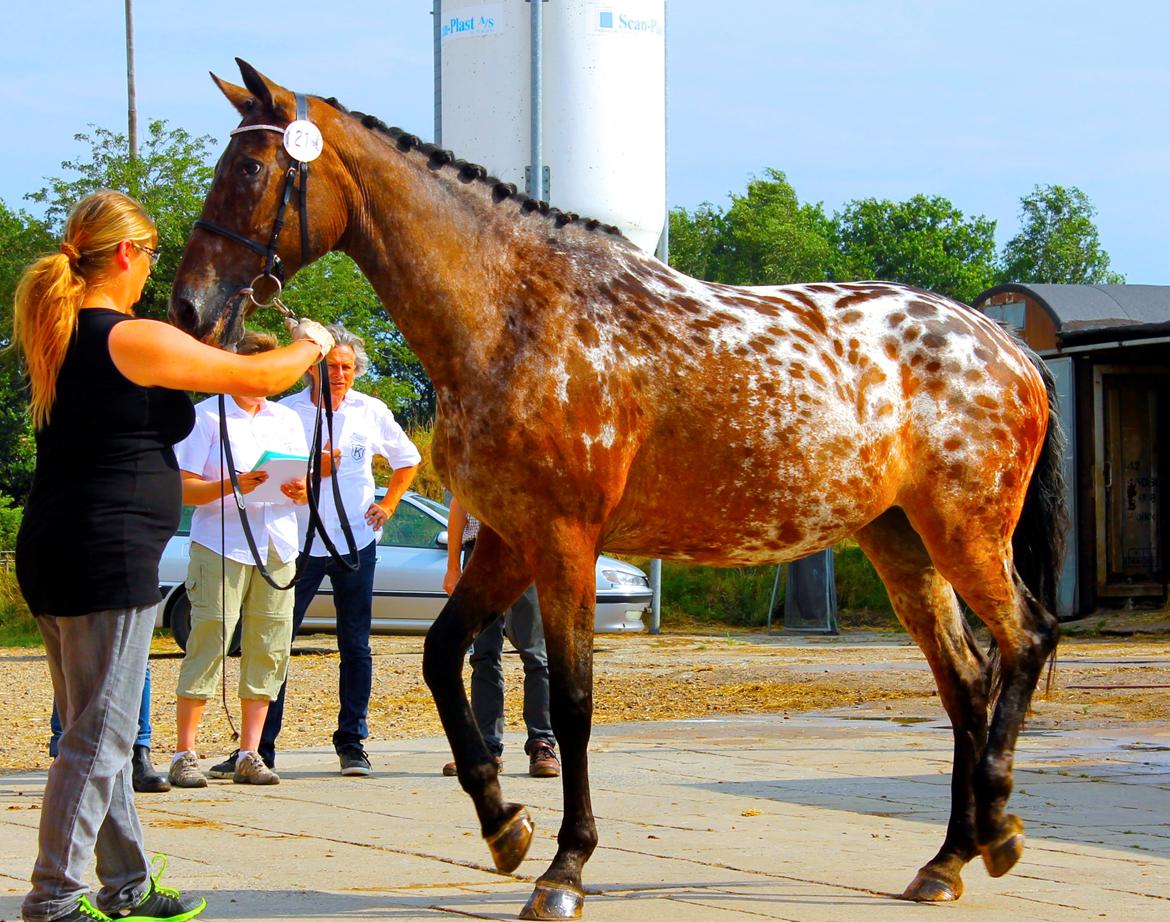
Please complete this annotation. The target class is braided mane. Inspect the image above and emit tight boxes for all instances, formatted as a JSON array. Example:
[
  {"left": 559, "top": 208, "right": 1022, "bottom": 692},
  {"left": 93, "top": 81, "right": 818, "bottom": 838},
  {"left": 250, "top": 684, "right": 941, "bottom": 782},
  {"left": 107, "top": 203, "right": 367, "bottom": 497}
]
[{"left": 320, "top": 97, "right": 628, "bottom": 241}]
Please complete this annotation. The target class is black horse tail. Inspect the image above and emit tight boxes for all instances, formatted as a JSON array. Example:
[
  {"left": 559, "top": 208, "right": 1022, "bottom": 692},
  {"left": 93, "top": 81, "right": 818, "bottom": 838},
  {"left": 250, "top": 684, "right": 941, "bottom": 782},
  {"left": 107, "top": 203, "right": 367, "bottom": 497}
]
[
  {"left": 988, "top": 348, "right": 1070, "bottom": 700},
  {"left": 1012, "top": 350, "right": 1070, "bottom": 616}
]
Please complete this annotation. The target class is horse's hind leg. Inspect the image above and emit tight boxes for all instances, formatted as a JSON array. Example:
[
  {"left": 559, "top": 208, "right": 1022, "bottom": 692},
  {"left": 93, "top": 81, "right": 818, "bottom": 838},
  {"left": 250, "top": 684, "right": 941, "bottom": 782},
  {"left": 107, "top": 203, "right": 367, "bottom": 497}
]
[
  {"left": 907, "top": 510, "right": 1060, "bottom": 880},
  {"left": 856, "top": 509, "right": 991, "bottom": 901},
  {"left": 422, "top": 527, "right": 536, "bottom": 873}
]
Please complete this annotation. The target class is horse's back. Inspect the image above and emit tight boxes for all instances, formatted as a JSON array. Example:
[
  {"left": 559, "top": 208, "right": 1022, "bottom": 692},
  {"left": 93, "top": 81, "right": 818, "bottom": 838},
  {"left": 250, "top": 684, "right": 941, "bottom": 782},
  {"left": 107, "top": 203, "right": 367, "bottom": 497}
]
[{"left": 595, "top": 275, "right": 1047, "bottom": 563}]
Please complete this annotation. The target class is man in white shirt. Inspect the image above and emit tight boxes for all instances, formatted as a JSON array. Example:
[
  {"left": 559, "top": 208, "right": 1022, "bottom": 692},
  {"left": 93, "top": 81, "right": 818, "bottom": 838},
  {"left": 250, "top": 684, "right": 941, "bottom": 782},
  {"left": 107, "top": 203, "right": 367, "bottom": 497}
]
[
  {"left": 169, "top": 332, "right": 310, "bottom": 788},
  {"left": 211, "top": 324, "right": 420, "bottom": 778}
]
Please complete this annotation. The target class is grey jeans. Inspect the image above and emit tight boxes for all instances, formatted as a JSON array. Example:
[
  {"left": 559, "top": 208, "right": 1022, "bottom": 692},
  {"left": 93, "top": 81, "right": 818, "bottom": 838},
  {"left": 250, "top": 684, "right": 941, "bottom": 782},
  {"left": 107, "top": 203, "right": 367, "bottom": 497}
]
[
  {"left": 469, "top": 585, "right": 556, "bottom": 757},
  {"left": 24, "top": 607, "right": 154, "bottom": 921}
]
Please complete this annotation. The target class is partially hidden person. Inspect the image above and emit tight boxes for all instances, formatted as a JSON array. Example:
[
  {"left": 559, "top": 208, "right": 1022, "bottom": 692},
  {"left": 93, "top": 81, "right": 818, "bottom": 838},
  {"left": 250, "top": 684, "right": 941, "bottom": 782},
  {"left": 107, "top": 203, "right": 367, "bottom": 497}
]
[
  {"left": 168, "top": 331, "right": 310, "bottom": 790},
  {"left": 441, "top": 495, "right": 560, "bottom": 779}
]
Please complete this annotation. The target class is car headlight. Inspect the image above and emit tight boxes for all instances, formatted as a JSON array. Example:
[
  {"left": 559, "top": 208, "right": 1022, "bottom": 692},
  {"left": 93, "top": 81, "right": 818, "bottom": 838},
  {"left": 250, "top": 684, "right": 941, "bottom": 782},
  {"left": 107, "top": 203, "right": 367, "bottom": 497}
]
[{"left": 601, "top": 568, "right": 649, "bottom": 588}]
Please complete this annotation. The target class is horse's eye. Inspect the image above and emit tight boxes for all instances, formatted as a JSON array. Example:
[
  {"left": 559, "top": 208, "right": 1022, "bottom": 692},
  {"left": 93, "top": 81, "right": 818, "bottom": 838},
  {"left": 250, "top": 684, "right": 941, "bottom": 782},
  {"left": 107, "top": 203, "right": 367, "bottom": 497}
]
[{"left": 239, "top": 159, "right": 263, "bottom": 177}]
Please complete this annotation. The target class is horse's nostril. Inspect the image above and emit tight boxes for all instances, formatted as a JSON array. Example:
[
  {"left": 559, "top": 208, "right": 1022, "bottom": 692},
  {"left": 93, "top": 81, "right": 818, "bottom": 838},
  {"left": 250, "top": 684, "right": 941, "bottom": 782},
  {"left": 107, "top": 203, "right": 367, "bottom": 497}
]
[{"left": 169, "top": 297, "right": 200, "bottom": 334}]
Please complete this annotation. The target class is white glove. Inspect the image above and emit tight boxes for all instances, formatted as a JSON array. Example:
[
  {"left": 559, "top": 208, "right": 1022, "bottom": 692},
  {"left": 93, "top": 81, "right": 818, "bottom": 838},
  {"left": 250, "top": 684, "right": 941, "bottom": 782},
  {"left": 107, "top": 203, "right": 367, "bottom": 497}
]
[{"left": 286, "top": 318, "right": 335, "bottom": 357}]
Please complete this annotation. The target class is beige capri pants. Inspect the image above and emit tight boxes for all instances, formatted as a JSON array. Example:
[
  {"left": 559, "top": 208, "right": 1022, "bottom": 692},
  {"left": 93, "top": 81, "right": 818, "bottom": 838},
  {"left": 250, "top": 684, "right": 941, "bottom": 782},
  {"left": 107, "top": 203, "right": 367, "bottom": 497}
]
[{"left": 176, "top": 541, "right": 296, "bottom": 701}]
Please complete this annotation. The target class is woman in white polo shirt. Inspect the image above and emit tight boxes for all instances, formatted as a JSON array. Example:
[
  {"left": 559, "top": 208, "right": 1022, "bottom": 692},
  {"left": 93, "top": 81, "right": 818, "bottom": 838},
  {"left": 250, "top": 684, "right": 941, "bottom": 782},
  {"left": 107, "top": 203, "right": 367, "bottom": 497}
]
[{"left": 169, "top": 332, "right": 310, "bottom": 788}]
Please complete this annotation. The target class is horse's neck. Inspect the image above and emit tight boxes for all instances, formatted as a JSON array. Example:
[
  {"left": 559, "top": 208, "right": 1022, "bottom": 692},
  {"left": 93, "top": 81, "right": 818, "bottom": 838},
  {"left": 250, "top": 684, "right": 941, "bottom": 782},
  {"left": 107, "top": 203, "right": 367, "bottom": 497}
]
[{"left": 337, "top": 133, "right": 521, "bottom": 392}]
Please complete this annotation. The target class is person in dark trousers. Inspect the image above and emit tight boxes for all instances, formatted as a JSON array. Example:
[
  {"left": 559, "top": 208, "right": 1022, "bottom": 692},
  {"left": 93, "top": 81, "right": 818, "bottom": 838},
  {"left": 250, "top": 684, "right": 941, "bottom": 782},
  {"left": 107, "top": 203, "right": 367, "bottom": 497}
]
[
  {"left": 209, "top": 325, "right": 420, "bottom": 779},
  {"left": 50, "top": 666, "right": 169, "bottom": 794},
  {"left": 12, "top": 189, "right": 330, "bottom": 922},
  {"left": 441, "top": 495, "right": 560, "bottom": 778}
]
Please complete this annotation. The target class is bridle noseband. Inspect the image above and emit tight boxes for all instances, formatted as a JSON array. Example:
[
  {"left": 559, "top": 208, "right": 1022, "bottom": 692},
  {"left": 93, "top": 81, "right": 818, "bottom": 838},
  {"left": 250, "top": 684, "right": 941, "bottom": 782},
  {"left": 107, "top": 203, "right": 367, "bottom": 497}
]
[{"left": 194, "top": 92, "right": 315, "bottom": 330}]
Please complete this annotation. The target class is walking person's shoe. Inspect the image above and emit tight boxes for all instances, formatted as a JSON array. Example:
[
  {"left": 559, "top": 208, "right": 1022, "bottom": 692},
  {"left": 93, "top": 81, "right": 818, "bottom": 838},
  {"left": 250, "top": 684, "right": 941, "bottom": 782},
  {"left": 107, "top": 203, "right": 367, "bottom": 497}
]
[
  {"left": 528, "top": 743, "right": 561, "bottom": 778},
  {"left": 208, "top": 749, "right": 275, "bottom": 779},
  {"left": 102, "top": 854, "right": 206, "bottom": 921},
  {"left": 131, "top": 745, "right": 171, "bottom": 794},
  {"left": 233, "top": 751, "right": 280, "bottom": 785},
  {"left": 47, "top": 894, "right": 112, "bottom": 921},
  {"left": 167, "top": 751, "right": 207, "bottom": 789},
  {"left": 337, "top": 745, "right": 372, "bottom": 776},
  {"left": 441, "top": 756, "right": 502, "bottom": 776}
]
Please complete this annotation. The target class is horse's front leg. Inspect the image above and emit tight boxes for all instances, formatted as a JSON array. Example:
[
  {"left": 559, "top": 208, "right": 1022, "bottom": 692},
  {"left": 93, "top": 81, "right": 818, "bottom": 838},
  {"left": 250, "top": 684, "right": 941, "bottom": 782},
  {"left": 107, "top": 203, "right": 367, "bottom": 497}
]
[
  {"left": 521, "top": 537, "right": 601, "bottom": 921},
  {"left": 422, "top": 527, "right": 536, "bottom": 872}
]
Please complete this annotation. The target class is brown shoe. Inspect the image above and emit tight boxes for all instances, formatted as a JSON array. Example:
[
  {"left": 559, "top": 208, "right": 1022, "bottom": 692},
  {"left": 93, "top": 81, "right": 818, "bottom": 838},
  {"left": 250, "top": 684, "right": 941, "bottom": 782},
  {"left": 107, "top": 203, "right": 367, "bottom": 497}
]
[
  {"left": 234, "top": 750, "right": 280, "bottom": 785},
  {"left": 528, "top": 743, "right": 560, "bottom": 778},
  {"left": 442, "top": 756, "right": 502, "bottom": 776}
]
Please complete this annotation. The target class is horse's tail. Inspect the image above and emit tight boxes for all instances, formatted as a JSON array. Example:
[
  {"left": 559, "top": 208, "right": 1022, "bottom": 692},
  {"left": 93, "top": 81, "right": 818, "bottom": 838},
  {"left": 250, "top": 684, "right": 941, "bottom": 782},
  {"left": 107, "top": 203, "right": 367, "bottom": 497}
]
[
  {"left": 1012, "top": 349, "right": 1069, "bottom": 616},
  {"left": 988, "top": 349, "right": 1069, "bottom": 700}
]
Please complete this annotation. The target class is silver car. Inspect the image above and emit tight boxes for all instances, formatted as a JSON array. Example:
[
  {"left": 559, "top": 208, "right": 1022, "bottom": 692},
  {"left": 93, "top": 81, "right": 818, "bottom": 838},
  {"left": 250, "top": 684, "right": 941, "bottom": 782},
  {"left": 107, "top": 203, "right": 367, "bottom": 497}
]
[{"left": 157, "top": 491, "right": 649, "bottom": 651}]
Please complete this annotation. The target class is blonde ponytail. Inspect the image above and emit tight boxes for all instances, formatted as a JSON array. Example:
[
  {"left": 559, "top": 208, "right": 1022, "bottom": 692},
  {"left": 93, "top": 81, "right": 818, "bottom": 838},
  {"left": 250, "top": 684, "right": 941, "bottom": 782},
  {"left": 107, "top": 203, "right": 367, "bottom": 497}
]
[{"left": 11, "top": 190, "right": 157, "bottom": 429}]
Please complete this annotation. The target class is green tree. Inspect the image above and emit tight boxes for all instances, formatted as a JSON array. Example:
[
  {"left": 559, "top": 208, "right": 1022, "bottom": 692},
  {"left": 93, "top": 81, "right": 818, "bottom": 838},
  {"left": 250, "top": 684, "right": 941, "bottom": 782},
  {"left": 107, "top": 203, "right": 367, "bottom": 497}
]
[
  {"left": 669, "top": 169, "right": 835, "bottom": 286},
  {"left": 0, "top": 201, "right": 54, "bottom": 500},
  {"left": 668, "top": 202, "right": 726, "bottom": 281},
  {"left": 25, "top": 119, "right": 216, "bottom": 321},
  {"left": 720, "top": 169, "right": 836, "bottom": 285},
  {"left": 1000, "top": 184, "right": 1124, "bottom": 284},
  {"left": 832, "top": 194, "right": 998, "bottom": 303}
]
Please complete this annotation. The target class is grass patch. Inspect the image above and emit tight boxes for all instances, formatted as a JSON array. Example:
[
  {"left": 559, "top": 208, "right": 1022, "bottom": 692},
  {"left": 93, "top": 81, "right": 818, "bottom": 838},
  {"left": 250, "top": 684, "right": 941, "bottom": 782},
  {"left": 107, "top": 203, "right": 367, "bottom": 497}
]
[
  {"left": 0, "top": 568, "right": 39, "bottom": 646},
  {"left": 627, "top": 542, "right": 899, "bottom": 630}
]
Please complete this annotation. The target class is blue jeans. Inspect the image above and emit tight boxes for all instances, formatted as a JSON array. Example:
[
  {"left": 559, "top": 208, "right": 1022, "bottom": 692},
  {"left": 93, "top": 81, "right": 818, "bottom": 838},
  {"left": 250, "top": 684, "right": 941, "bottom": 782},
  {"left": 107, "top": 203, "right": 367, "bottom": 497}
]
[
  {"left": 25, "top": 608, "right": 154, "bottom": 922},
  {"left": 470, "top": 585, "right": 555, "bottom": 758},
  {"left": 260, "top": 540, "right": 377, "bottom": 763},
  {"left": 51, "top": 666, "right": 152, "bottom": 757}
]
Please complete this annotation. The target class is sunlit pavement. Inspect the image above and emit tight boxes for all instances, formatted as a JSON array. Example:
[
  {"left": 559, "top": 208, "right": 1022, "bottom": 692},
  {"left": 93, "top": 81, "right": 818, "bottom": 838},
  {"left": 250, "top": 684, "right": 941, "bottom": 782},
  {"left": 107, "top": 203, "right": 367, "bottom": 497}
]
[{"left": 1, "top": 706, "right": 1167, "bottom": 921}]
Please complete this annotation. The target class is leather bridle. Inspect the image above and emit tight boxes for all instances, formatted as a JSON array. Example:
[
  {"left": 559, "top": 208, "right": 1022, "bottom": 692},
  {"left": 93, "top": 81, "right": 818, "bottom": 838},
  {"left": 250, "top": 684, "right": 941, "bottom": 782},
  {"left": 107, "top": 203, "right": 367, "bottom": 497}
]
[{"left": 194, "top": 92, "right": 314, "bottom": 333}]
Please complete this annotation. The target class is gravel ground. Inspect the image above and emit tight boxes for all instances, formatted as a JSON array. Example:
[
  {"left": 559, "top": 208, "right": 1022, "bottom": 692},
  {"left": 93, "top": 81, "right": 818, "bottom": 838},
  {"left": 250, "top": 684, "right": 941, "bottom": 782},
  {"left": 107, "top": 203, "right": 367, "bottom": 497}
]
[{"left": 1, "top": 630, "right": 1166, "bottom": 772}]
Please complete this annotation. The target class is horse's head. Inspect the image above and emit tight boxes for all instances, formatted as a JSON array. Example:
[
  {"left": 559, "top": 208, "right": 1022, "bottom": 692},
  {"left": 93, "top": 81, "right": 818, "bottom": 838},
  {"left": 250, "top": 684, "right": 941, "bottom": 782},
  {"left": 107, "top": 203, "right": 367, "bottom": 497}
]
[{"left": 171, "top": 59, "right": 351, "bottom": 345}]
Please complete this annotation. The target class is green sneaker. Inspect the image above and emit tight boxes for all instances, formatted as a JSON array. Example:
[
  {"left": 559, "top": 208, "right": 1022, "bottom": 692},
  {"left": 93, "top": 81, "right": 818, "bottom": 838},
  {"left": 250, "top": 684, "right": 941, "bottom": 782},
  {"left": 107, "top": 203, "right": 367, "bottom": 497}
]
[{"left": 105, "top": 855, "right": 206, "bottom": 921}]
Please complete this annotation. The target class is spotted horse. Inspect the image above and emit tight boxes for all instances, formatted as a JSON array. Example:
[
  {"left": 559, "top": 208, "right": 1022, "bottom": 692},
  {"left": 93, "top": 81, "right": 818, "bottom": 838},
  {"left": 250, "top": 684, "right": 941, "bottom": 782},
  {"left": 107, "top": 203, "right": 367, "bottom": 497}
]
[{"left": 172, "top": 60, "right": 1067, "bottom": 919}]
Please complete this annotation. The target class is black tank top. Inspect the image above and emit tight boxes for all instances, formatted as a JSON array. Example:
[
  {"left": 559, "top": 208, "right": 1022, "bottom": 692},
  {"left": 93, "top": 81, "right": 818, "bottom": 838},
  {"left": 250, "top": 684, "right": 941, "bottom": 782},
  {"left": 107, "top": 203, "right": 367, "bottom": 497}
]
[{"left": 17, "top": 308, "right": 195, "bottom": 616}]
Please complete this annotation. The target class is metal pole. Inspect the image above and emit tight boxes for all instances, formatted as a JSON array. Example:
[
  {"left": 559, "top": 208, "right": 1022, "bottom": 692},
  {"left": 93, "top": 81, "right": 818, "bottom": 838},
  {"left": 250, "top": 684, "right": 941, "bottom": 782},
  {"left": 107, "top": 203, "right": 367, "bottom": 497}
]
[
  {"left": 432, "top": 0, "right": 442, "bottom": 145},
  {"left": 648, "top": 1, "right": 668, "bottom": 635},
  {"left": 529, "top": 0, "right": 543, "bottom": 199},
  {"left": 124, "top": 0, "right": 137, "bottom": 162},
  {"left": 766, "top": 563, "right": 782, "bottom": 629}
]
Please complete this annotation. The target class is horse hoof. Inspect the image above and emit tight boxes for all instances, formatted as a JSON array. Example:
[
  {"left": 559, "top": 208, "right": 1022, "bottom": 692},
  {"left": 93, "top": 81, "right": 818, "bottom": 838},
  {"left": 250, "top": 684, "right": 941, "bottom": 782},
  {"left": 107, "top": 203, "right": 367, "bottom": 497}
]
[
  {"left": 980, "top": 815, "right": 1025, "bottom": 878},
  {"left": 485, "top": 806, "right": 534, "bottom": 874},
  {"left": 900, "top": 870, "right": 962, "bottom": 902},
  {"left": 519, "top": 881, "right": 585, "bottom": 920}
]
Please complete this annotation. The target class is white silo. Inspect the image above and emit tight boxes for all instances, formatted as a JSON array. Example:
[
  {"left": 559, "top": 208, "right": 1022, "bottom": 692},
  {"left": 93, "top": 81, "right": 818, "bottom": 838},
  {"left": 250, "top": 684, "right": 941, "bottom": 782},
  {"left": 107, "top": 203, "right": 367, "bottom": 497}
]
[{"left": 438, "top": 0, "right": 666, "bottom": 253}]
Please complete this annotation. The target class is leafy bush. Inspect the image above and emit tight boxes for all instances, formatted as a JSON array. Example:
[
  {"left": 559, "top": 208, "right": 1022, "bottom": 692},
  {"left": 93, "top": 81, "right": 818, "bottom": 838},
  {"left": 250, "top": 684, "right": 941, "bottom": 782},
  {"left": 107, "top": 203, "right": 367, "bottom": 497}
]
[
  {"left": 0, "top": 569, "right": 36, "bottom": 646},
  {"left": 0, "top": 493, "right": 22, "bottom": 552}
]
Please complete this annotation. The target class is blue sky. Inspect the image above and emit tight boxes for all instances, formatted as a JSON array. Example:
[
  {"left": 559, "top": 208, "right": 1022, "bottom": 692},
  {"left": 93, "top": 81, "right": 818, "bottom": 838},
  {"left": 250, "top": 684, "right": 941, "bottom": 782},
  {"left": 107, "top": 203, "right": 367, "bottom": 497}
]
[{"left": 4, "top": 1, "right": 1168, "bottom": 282}]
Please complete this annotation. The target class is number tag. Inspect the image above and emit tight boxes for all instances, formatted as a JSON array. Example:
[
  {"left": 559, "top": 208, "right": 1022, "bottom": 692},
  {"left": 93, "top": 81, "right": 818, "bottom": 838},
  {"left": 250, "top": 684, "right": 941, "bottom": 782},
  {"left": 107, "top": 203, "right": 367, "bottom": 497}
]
[{"left": 283, "top": 120, "right": 324, "bottom": 162}]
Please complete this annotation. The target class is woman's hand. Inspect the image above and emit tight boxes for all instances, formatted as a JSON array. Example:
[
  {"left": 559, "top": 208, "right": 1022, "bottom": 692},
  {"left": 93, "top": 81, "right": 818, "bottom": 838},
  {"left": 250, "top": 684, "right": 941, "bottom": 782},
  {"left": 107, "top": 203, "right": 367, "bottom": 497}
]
[
  {"left": 235, "top": 471, "right": 269, "bottom": 494},
  {"left": 443, "top": 565, "right": 461, "bottom": 596},
  {"left": 281, "top": 478, "right": 308, "bottom": 504}
]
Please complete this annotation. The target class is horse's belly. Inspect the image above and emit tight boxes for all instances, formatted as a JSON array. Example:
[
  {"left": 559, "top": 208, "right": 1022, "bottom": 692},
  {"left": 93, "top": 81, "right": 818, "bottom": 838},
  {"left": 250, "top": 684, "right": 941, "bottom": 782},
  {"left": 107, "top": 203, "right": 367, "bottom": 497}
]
[{"left": 603, "top": 412, "right": 900, "bottom": 565}]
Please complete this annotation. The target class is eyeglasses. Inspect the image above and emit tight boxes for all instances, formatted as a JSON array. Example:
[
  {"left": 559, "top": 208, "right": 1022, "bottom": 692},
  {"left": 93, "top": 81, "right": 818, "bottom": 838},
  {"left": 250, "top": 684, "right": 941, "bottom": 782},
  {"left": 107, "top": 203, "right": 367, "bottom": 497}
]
[{"left": 135, "top": 242, "right": 162, "bottom": 266}]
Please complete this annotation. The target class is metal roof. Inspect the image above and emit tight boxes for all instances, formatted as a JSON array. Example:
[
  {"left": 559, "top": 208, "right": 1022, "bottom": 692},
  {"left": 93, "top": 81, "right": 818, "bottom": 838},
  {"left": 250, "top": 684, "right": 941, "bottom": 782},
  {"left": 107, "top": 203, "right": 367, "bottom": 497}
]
[{"left": 974, "top": 283, "right": 1170, "bottom": 335}]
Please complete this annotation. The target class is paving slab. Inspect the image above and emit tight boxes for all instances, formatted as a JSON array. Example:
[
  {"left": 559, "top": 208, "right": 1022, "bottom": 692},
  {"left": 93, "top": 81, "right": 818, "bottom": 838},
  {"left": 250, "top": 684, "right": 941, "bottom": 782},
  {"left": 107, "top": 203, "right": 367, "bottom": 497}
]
[{"left": 0, "top": 710, "right": 1167, "bottom": 921}]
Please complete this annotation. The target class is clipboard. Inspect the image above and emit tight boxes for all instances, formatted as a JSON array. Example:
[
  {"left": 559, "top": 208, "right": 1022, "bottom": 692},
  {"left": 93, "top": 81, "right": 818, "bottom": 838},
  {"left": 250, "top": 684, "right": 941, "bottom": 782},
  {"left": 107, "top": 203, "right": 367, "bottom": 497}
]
[{"left": 245, "top": 450, "right": 310, "bottom": 504}]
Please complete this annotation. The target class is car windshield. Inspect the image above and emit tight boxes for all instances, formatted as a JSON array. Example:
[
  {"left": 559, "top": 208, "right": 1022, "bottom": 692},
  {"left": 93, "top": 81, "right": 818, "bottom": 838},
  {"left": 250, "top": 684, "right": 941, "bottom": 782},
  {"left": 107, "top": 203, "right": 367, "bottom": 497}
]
[{"left": 411, "top": 495, "right": 450, "bottom": 520}]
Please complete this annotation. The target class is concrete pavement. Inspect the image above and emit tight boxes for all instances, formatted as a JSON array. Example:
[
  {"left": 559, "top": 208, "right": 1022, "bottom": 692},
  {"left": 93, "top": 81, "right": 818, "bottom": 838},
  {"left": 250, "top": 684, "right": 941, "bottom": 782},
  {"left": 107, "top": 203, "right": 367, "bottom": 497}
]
[{"left": 1, "top": 706, "right": 1167, "bottom": 921}]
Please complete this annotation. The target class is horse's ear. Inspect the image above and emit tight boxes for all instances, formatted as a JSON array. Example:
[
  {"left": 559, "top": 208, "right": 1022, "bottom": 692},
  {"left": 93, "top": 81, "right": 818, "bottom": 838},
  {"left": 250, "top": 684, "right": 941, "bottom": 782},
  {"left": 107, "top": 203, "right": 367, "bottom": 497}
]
[
  {"left": 235, "top": 58, "right": 276, "bottom": 112},
  {"left": 211, "top": 73, "right": 255, "bottom": 116}
]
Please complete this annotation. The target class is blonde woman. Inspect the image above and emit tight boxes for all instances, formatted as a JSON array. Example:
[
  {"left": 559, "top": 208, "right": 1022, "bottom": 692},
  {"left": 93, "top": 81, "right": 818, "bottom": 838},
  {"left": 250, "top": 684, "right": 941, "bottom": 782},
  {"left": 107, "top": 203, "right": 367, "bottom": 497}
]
[{"left": 12, "top": 189, "right": 333, "bottom": 922}]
